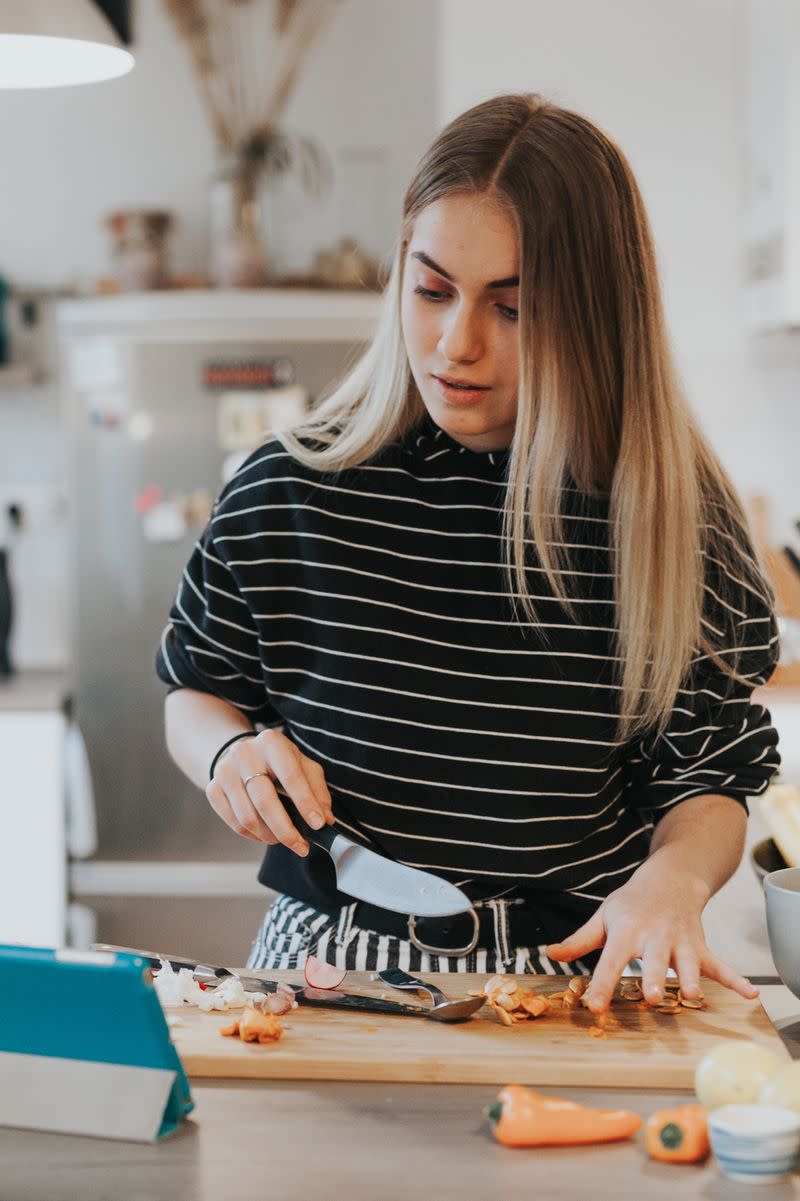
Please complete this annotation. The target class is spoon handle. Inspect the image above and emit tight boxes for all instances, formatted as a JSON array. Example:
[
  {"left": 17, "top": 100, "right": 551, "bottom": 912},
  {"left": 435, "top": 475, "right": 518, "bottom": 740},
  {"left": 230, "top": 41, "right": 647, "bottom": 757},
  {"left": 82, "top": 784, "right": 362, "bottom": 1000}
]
[{"left": 378, "top": 967, "right": 448, "bottom": 1006}]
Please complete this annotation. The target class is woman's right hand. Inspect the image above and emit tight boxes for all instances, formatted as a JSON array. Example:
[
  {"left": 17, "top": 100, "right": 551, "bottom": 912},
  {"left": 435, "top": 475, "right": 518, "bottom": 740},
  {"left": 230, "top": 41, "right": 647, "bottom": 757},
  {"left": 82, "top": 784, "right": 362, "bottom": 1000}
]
[{"left": 205, "top": 728, "right": 334, "bottom": 855}]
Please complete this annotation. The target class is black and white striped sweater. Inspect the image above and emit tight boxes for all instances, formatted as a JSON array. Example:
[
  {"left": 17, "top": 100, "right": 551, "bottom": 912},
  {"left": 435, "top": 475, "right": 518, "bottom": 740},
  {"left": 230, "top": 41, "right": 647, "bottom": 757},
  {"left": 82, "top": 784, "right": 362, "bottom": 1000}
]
[{"left": 156, "top": 412, "right": 781, "bottom": 920}]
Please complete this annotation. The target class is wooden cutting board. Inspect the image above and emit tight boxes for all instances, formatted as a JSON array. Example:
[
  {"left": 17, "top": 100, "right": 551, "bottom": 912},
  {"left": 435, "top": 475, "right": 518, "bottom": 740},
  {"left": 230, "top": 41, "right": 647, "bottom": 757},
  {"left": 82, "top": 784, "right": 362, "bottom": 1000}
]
[{"left": 169, "top": 972, "right": 790, "bottom": 1089}]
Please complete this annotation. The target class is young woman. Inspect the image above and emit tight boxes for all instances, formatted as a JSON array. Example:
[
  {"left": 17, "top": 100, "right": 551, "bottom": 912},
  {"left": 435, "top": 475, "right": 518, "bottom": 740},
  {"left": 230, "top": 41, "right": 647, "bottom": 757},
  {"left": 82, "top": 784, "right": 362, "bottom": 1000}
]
[{"left": 157, "top": 93, "right": 780, "bottom": 1015}]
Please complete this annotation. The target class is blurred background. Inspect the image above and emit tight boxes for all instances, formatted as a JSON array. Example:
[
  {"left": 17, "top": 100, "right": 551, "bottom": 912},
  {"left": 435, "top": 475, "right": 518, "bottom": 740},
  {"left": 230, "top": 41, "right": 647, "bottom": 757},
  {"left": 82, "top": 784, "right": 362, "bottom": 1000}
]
[{"left": 0, "top": 0, "right": 797, "bottom": 967}]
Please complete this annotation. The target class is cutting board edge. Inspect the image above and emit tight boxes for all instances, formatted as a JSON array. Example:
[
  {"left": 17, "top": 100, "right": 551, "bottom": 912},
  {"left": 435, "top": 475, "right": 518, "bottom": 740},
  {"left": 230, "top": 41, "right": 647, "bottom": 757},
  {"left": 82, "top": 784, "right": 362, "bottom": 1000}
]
[{"left": 180, "top": 1055, "right": 699, "bottom": 1089}]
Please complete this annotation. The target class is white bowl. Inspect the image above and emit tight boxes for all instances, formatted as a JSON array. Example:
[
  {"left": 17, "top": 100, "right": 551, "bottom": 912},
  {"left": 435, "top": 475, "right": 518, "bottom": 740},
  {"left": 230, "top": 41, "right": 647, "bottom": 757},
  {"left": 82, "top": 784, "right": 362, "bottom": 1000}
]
[{"left": 708, "top": 1104, "right": 800, "bottom": 1183}]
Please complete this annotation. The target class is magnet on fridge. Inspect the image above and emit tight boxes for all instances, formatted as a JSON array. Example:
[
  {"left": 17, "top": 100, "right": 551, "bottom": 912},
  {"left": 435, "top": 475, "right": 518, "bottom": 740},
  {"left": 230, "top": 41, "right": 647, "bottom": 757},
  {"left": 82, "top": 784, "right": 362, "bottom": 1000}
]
[
  {"left": 134, "top": 485, "right": 163, "bottom": 515},
  {"left": 142, "top": 500, "right": 187, "bottom": 543},
  {"left": 216, "top": 385, "right": 308, "bottom": 452}
]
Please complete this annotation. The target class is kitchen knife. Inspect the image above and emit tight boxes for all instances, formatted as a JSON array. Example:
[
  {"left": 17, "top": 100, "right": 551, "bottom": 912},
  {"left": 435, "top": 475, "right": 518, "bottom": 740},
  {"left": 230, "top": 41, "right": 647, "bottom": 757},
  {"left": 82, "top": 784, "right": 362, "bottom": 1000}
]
[
  {"left": 283, "top": 799, "right": 473, "bottom": 917},
  {"left": 93, "top": 944, "right": 427, "bottom": 1017}
]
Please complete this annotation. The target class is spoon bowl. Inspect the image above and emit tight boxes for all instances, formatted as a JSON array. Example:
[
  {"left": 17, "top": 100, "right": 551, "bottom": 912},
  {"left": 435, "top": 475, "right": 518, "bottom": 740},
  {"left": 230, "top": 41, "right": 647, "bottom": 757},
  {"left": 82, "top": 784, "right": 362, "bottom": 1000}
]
[{"left": 378, "top": 967, "right": 486, "bottom": 1022}]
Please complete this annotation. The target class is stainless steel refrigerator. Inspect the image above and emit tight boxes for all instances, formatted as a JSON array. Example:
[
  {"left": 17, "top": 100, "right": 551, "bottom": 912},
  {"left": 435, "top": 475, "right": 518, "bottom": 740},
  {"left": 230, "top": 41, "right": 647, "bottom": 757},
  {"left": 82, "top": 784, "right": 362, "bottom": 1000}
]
[{"left": 58, "top": 291, "right": 379, "bottom": 964}]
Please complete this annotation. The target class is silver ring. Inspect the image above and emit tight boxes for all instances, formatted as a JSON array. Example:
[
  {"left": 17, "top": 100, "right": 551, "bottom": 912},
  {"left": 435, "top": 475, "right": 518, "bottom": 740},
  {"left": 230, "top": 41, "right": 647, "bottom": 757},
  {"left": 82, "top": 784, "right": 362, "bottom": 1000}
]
[
  {"left": 406, "top": 908, "right": 480, "bottom": 957},
  {"left": 242, "top": 771, "right": 271, "bottom": 792}
]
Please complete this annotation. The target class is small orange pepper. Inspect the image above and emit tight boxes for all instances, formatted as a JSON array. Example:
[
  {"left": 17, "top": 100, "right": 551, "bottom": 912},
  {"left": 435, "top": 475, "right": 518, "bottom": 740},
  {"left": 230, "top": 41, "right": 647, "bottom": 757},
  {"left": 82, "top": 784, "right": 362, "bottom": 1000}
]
[
  {"left": 487, "top": 1084, "right": 642, "bottom": 1147},
  {"left": 645, "top": 1104, "right": 710, "bottom": 1163}
]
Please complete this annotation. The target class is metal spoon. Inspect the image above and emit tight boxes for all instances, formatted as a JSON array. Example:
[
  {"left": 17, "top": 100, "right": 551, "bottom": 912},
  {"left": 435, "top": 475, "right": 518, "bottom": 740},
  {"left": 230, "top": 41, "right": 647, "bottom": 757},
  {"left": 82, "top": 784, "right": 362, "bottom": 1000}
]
[{"left": 378, "top": 967, "right": 486, "bottom": 1023}]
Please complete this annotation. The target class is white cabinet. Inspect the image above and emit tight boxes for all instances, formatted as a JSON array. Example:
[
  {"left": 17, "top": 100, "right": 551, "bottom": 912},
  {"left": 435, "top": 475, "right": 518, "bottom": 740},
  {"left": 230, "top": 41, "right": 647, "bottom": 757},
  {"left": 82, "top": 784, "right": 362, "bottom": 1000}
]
[
  {"left": 744, "top": 0, "right": 800, "bottom": 331},
  {"left": 0, "top": 710, "right": 66, "bottom": 946}
]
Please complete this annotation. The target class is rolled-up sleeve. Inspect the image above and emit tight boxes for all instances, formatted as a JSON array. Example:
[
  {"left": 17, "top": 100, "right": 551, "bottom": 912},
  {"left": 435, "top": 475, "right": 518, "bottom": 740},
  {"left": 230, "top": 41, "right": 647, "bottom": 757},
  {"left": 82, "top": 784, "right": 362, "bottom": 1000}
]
[
  {"left": 155, "top": 504, "right": 280, "bottom": 727},
  {"left": 623, "top": 566, "right": 781, "bottom": 825}
]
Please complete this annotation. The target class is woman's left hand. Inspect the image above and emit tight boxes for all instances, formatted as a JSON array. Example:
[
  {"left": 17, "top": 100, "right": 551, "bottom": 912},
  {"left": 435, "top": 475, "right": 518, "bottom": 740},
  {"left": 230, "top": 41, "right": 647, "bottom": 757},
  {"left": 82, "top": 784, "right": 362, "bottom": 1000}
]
[{"left": 545, "top": 858, "right": 760, "bottom": 1014}]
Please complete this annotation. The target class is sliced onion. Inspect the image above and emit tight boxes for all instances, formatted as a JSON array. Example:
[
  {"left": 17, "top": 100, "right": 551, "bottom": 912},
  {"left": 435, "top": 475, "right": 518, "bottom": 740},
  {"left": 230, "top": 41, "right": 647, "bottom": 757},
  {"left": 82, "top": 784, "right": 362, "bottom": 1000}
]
[{"left": 304, "top": 955, "right": 347, "bottom": 989}]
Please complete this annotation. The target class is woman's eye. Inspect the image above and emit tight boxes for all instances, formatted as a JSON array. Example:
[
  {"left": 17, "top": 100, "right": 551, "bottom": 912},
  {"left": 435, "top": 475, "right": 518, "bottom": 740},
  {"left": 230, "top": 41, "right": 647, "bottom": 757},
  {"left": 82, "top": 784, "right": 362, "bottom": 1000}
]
[
  {"left": 413, "top": 284, "right": 518, "bottom": 322},
  {"left": 413, "top": 285, "right": 450, "bottom": 301}
]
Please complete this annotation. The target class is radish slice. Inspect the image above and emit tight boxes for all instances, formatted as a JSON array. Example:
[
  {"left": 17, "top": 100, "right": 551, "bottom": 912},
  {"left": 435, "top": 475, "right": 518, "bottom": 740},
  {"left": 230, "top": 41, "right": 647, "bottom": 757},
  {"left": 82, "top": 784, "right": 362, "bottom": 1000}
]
[{"left": 304, "top": 956, "right": 347, "bottom": 990}]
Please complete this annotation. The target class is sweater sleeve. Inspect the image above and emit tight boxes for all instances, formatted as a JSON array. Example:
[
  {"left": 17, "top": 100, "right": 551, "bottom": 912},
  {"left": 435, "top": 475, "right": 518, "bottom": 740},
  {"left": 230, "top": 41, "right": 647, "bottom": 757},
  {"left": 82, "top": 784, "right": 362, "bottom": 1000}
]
[
  {"left": 622, "top": 556, "right": 781, "bottom": 825},
  {"left": 155, "top": 490, "right": 281, "bottom": 728}
]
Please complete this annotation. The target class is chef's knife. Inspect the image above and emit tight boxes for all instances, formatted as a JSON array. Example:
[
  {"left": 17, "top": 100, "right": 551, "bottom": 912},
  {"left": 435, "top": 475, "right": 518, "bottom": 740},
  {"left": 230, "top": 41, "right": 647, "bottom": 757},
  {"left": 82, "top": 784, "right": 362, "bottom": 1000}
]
[
  {"left": 92, "top": 944, "right": 427, "bottom": 1016},
  {"left": 283, "top": 799, "right": 473, "bottom": 917}
]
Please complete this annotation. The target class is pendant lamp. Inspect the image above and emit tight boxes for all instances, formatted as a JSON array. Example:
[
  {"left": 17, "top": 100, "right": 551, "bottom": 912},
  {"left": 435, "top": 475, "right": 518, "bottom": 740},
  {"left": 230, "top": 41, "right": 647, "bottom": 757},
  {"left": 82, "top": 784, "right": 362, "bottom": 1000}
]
[{"left": 0, "top": 0, "right": 134, "bottom": 89}]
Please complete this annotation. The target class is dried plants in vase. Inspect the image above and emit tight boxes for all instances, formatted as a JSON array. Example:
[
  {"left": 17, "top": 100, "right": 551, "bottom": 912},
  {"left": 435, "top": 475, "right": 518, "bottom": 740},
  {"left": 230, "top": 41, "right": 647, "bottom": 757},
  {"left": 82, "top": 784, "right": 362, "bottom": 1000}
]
[{"left": 163, "top": 0, "right": 341, "bottom": 286}]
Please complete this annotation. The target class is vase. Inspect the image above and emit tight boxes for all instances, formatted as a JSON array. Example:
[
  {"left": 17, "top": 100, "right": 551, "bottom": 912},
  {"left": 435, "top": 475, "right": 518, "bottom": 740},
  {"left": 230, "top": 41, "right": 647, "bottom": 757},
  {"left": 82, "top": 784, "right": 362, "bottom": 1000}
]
[{"left": 209, "top": 157, "right": 269, "bottom": 289}]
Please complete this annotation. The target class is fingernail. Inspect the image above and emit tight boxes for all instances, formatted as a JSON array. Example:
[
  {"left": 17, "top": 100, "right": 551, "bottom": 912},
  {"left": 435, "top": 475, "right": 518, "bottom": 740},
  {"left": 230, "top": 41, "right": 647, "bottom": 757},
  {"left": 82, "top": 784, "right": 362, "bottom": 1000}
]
[
  {"left": 297, "top": 840, "right": 309, "bottom": 856},
  {"left": 308, "top": 810, "right": 324, "bottom": 829}
]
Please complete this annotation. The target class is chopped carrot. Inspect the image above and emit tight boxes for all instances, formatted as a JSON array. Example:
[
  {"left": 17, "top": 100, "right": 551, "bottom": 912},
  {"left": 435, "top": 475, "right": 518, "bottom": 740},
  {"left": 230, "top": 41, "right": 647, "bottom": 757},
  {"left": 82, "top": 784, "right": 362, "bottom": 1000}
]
[
  {"left": 219, "top": 1005, "right": 283, "bottom": 1043},
  {"left": 488, "top": 1084, "right": 642, "bottom": 1147},
  {"left": 645, "top": 1105, "right": 710, "bottom": 1163}
]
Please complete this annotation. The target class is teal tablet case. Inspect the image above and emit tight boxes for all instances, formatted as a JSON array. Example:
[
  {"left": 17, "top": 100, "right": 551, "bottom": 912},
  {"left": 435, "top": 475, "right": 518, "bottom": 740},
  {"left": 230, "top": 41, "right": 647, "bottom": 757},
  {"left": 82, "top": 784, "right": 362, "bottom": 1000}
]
[{"left": 0, "top": 945, "right": 194, "bottom": 1141}]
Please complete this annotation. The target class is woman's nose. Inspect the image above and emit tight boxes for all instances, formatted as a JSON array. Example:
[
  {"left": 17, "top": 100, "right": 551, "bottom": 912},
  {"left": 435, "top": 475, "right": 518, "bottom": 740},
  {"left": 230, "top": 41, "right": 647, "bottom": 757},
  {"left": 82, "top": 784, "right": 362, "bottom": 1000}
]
[{"left": 438, "top": 303, "right": 484, "bottom": 364}]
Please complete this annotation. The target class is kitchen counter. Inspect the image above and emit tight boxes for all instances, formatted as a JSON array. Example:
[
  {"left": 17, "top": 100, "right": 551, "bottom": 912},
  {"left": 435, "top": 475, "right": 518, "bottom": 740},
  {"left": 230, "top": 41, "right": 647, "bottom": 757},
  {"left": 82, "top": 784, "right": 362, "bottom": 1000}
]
[
  {"left": 5, "top": 1078, "right": 800, "bottom": 1201},
  {"left": 7, "top": 1082, "right": 799, "bottom": 1201},
  {"left": 2, "top": 782, "right": 799, "bottom": 1196},
  {"left": 0, "top": 668, "right": 69, "bottom": 712}
]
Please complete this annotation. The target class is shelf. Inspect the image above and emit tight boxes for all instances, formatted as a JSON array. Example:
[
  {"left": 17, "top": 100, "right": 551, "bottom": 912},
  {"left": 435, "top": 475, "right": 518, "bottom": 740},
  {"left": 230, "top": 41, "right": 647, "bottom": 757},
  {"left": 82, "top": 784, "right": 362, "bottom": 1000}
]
[{"left": 55, "top": 287, "right": 383, "bottom": 343}]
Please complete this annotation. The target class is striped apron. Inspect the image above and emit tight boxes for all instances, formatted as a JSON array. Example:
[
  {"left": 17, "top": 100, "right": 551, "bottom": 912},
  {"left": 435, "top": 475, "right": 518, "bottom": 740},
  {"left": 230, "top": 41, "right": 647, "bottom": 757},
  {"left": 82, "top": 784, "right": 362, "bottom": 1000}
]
[{"left": 247, "top": 893, "right": 595, "bottom": 976}]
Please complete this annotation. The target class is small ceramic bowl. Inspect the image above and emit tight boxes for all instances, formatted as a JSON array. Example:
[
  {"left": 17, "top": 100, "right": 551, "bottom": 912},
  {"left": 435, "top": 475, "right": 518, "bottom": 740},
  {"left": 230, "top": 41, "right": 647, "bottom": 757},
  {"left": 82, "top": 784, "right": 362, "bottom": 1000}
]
[{"left": 708, "top": 1104, "right": 800, "bottom": 1183}]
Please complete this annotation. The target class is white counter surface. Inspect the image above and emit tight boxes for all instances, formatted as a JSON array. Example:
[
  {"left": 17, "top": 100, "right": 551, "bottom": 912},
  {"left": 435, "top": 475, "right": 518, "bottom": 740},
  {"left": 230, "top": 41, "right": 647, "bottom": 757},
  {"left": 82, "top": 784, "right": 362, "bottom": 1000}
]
[{"left": 0, "top": 669, "right": 70, "bottom": 712}]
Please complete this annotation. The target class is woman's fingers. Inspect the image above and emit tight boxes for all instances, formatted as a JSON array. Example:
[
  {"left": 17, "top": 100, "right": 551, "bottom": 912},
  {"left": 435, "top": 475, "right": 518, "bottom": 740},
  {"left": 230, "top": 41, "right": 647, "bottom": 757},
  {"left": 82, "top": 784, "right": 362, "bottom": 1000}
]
[
  {"left": 701, "top": 951, "right": 760, "bottom": 1000},
  {"left": 205, "top": 778, "right": 276, "bottom": 843},
  {"left": 546, "top": 909, "right": 606, "bottom": 963},
  {"left": 673, "top": 947, "right": 703, "bottom": 1002},
  {"left": 254, "top": 730, "right": 333, "bottom": 827},
  {"left": 640, "top": 940, "right": 672, "bottom": 1005},
  {"left": 584, "top": 929, "right": 638, "bottom": 1013},
  {"left": 221, "top": 759, "right": 310, "bottom": 855},
  {"left": 207, "top": 729, "right": 334, "bottom": 854}
]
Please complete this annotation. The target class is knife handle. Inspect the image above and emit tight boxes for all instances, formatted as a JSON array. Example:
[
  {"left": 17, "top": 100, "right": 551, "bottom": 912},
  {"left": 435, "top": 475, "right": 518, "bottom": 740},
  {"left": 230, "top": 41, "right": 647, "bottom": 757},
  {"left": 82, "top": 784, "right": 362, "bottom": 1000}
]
[{"left": 282, "top": 796, "right": 338, "bottom": 854}]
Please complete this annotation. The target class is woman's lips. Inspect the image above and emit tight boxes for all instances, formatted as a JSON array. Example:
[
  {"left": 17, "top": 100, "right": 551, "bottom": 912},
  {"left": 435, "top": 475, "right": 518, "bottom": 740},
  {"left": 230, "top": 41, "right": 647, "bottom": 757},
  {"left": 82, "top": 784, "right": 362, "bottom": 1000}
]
[{"left": 432, "top": 375, "right": 490, "bottom": 404}]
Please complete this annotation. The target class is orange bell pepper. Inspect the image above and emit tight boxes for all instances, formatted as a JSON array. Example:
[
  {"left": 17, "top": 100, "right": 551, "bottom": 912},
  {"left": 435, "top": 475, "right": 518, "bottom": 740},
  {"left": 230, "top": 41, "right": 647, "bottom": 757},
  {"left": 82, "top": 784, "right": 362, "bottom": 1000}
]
[
  {"left": 645, "top": 1104, "right": 710, "bottom": 1163},
  {"left": 488, "top": 1084, "right": 642, "bottom": 1147}
]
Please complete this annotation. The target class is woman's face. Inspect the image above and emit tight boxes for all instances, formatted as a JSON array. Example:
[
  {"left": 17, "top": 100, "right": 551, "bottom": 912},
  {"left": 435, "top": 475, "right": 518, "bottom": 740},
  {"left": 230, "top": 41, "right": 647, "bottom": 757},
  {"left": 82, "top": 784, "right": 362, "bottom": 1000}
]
[{"left": 400, "top": 192, "right": 520, "bottom": 452}]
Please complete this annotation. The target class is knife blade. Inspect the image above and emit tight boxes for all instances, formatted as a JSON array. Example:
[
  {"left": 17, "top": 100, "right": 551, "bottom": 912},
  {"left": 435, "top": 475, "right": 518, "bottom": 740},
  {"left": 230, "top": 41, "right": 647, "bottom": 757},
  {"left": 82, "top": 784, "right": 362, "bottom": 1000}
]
[
  {"left": 283, "top": 799, "right": 473, "bottom": 917},
  {"left": 93, "top": 944, "right": 427, "bottom": 1017}
]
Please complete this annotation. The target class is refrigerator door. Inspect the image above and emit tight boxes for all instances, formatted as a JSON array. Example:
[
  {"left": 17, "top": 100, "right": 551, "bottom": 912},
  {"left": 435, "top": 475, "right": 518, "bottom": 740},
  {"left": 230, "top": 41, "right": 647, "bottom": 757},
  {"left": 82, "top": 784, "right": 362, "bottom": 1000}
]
[{"left": 63, "top": 335, "right": 363, "bottom": 863}]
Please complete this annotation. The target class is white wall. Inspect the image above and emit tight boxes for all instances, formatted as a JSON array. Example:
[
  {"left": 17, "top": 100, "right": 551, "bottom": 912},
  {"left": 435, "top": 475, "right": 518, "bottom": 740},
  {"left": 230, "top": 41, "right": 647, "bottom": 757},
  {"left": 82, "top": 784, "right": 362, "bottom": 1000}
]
[
  {"left": 0, "top": 0, "right": 438, "bottom": 288},
  {"left": 438, "top": 0, "right": 797, "bottom": 542},
  {"left": 0, "top": 0, "right": 438, "bottom": 669}
]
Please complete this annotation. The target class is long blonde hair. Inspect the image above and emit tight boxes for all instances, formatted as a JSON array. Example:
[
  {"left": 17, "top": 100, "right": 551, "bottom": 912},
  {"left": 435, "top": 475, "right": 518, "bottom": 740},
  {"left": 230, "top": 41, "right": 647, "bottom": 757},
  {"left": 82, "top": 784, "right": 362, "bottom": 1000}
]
[{"left": 279, "top": 93, "right": 774, "bottom": 742}]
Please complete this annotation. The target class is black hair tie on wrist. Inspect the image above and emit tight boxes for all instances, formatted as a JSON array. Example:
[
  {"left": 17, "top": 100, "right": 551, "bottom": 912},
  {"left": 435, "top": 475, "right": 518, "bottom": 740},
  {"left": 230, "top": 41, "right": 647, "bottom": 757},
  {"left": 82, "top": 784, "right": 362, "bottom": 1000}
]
[{"left": 209, "top": 731, "right": 255, "bottom": 780}]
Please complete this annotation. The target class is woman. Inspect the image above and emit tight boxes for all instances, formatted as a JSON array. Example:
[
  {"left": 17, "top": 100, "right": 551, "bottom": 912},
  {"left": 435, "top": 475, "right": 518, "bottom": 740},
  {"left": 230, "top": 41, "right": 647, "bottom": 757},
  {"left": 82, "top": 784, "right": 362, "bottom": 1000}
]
[{"left": 157, "top": 94, "right": 780, "bottom": 1014}]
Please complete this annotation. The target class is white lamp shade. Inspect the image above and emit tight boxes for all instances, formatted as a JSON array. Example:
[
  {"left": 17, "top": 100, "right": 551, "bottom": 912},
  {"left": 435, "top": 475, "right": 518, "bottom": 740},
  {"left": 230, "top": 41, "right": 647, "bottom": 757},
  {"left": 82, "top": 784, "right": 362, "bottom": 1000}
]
[{"left": 0, "top": 0, "right": 134, "bottom": 88}]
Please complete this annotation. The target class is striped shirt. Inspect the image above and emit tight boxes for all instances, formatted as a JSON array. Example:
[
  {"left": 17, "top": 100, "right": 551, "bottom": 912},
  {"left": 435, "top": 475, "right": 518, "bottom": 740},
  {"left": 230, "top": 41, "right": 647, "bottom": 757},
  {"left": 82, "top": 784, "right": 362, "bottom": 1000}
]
[{"left": 156, "top": 412, "right": 781, "bottom": 921}]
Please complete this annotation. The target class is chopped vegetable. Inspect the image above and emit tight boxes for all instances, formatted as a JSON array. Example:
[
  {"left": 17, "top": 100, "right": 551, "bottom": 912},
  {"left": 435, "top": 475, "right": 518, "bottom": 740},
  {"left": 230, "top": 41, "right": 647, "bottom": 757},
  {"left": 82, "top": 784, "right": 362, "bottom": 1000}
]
[
  {"left": 645, "top": 1104, "right": 710, "bottom": 1163},
  {"left": 759, "top": 1062, "right": 800, "bottom": 1113},
  {"left": 695, "top": 1040, "right": 783, "bottom": 1108},
  {"left": 482, "top": 975, "right": 551, "bottom": 1024},
  {"left": 220, "top": 1005, "right": 284, "bottom": 1043},
  {"left": 303, "top": 955, "right": 347, "bottom": 990},
  {"left": 487, "top": 1084, "right": 642, "bottom": 1147}
]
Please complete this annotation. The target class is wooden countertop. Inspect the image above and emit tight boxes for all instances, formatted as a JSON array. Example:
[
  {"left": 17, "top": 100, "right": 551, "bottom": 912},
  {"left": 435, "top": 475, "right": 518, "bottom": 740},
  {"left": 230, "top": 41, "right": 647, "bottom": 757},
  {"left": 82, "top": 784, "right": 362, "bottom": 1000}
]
[
  {"left": 2, "top": 810, "right": 799, "bottom": 1195},
  {"left": 1, "top": 694, "right": 798, "bottom": 1194},
  {"left": 5, "top": 1080, "right": 792, "bottom": 1201}
]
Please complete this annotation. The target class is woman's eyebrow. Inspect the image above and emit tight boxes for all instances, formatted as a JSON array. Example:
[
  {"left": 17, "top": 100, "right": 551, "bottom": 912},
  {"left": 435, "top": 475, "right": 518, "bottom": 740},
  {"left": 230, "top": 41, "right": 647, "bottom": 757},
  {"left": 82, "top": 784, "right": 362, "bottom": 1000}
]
[{"left": 410, "top": 250, "right": 518, "bottom": 289}]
